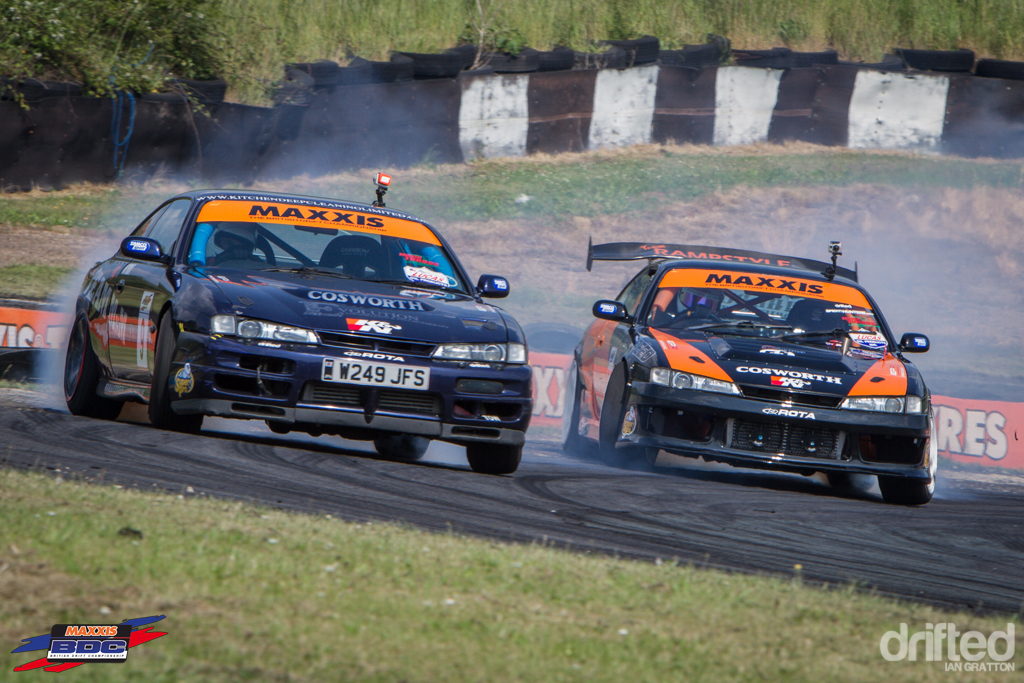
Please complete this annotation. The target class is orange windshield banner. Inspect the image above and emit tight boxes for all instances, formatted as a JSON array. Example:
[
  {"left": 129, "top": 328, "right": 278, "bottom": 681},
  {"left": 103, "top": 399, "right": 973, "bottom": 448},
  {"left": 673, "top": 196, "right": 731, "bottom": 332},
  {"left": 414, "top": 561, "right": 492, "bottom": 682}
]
[
  {"left": 658, "top": 269, "right": 871, "bottom": 308},
  {"left": 196, "top": 200, "right": 441, "bottom": 246}
]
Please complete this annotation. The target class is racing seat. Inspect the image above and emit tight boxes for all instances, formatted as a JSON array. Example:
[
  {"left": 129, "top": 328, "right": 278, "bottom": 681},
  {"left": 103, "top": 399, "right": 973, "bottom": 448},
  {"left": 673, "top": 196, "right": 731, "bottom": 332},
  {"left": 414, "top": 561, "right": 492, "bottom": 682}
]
[{"left": 319, "top": 235, "right": 390, "bottom": 278}]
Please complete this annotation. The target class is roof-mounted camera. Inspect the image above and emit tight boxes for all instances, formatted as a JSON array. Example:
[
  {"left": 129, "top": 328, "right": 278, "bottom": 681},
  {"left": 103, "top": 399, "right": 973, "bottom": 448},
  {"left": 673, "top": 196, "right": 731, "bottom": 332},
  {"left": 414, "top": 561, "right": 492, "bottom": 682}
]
[
  {"left": 823, "top": 241, "right": 842, "bottom": 281},
  {"left": 372, "top": 172, "right": 391, "bottom": 208}
]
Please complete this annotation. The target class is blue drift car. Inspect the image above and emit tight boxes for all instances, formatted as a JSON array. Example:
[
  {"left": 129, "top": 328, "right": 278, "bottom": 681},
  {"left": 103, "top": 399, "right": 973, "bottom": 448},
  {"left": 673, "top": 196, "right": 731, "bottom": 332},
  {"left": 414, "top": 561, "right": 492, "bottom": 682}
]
[{"left": 64, "top": 180, "right": 532, "bottom": 474}]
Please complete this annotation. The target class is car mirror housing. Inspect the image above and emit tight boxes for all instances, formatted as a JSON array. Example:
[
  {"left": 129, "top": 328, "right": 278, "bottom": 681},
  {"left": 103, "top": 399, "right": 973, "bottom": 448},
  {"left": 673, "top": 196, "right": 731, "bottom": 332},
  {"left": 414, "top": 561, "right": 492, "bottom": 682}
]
[
  {"left": 592, "top": 300, "right": 630, "bottom": 322},
  {"left": 477, "top": 274, "right": 510, "bottom": 298},
  {"left": 899, "top": 333, "right": 930, "bottom": 353},
  {"left": 120, "top": 237, "right": 164, "bottom": 262}
]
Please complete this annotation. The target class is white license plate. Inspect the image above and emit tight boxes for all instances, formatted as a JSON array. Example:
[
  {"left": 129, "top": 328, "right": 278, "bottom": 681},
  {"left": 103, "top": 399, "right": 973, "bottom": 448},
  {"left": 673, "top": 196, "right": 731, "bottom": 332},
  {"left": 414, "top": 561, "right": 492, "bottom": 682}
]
[{"left": 321, "top": 359, "right": 429, "bottom": 390}]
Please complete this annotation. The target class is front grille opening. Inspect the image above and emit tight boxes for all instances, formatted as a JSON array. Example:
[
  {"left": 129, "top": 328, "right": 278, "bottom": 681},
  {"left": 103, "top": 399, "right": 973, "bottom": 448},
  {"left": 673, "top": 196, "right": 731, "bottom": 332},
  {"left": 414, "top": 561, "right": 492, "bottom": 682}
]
[
  {"left": 859, "top": 435, "right": 924, "bottom": 465},
  {"left": 317, "top": 331, "right": 435, "bottom": 357},
  {"left": 231, "top": 403, "right": 286, "bottom": 417},
  {"left": 215, "top": 373, "right": 291, "bottom": 397},
  {"left": 651, "top": 408, "right": 714, "bottom": 442},
  {"left": 731, "top": 419, "right": 841, "bottom": 459},
  {"left": 237, "top": 355, "right": 294, "bottom": 375},
  {"left": 304, "top": 383, "right": 440, "bottom": 416},
  {"left": 454, "top": 400, "right": 520, "bottom": 421},
  {"left": 739, "top": 385, "right": 843, "bottom": 408},
  {"left": 450, "top": 427, "right": 502, "bottom": 439}
]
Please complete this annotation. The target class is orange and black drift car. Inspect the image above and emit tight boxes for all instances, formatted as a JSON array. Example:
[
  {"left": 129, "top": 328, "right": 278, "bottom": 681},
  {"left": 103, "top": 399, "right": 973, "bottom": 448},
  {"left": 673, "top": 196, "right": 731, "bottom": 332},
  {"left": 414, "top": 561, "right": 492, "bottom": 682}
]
[{"left": 563, "top": 241, "right": 936, "bottom": 505}]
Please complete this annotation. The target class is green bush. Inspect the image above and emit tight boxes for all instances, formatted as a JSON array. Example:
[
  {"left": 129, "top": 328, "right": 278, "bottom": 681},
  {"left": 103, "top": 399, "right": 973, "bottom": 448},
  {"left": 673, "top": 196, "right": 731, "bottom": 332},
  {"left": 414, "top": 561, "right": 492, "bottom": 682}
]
[{"left": 0, "top": 0, "right": 222, "bottom": 97}]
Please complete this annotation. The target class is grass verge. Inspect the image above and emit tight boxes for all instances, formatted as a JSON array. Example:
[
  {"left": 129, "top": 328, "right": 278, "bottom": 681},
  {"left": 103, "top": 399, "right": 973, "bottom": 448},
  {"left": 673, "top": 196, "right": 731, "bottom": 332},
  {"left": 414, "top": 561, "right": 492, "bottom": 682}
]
[
  {"left": 0, "top": 265, "right": 76, "bottom": 301},
  {"left": 0, "top": 468, "right": 1019, "bottom": 682}
]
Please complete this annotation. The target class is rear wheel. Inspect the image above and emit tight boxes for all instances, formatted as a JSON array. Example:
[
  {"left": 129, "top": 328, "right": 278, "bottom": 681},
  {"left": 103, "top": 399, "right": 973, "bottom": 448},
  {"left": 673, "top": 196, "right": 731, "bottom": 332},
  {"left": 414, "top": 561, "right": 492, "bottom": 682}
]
[
  {"left": 149, "top": 314, "right": 203, "bottom": 434},
  {"left": 466, "top": 443, "right": 521, "bottom": 475},
  {"left": 64, "top": 312, "right": 122, "bottom": 420},
  {"left": 373, "top": 434, "right": 429, "bottom": 461}
]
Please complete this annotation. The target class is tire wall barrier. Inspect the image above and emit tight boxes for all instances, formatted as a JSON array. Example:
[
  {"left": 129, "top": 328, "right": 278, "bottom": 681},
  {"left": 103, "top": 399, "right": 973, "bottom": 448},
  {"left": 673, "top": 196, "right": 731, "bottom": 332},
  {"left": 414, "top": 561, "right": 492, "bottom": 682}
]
[{"left": 4, "top": 62, "right": 1024, "bottom": 190}]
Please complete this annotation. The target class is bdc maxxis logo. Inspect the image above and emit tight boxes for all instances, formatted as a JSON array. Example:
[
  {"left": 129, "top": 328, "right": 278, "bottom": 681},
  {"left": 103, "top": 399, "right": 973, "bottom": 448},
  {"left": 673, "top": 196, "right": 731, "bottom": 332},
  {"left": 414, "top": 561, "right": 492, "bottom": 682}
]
[{"left": 12, "top": 615, "right": 167, "bottom": 673}]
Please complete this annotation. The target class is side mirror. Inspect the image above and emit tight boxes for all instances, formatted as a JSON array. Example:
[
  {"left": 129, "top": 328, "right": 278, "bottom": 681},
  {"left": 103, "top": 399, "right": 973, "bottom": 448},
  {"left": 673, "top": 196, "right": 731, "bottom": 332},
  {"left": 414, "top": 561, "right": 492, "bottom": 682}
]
[
  {"left": 120, "top": 237, "right": 164, "bottom": 262},
  {"left": 899, "top": 333, "right": 930, "bottom": 353},
  {"left": 593, "top": 300, "right": 630, "bottom": 322},
  {"left": 477, "top": 274, "right": 510, "bottom": 298}
]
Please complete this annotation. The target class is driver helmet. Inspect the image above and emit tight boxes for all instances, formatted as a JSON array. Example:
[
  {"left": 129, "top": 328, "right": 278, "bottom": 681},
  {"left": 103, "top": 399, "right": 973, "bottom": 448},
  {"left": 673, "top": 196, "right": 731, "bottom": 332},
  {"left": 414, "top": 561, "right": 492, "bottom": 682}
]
[
  {"left": 214, "top": 222, "right": 257, "bottom": 253},
  {"left": 680, "top": 288, "right": 723, "bottom": 316}
]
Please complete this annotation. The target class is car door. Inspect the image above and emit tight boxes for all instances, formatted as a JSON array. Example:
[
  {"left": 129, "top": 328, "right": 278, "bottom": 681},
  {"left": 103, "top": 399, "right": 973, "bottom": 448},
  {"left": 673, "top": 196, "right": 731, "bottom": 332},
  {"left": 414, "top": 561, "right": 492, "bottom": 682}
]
[
  {"left": 587, "top": 267, "right": 654, "bottom": 415},
  {"left": 108, "top": 198, "right": 192, "bottom": 383}
]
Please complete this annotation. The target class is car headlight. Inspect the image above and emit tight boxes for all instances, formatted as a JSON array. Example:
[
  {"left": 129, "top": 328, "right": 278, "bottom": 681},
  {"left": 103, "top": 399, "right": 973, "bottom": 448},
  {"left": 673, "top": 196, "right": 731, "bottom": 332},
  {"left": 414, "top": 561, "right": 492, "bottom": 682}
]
[
  {"left": 210, "top": 314, "right": 318, "bottom": 344},
  {"left": 840, "top": 396, "right": 906, "bottom": 413},
  {"left": 432, "top": 342, "right": 528, "bottom": 364},
  {"left": 649, "top": 367, "right": 740, "bottom": 395}
]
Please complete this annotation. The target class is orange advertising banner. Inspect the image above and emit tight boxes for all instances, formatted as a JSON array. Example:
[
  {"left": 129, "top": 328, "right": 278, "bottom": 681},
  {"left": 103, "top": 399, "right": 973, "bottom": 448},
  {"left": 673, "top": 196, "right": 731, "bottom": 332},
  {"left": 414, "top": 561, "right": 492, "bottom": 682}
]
[
  {"left": 932, "top": 396, "right": 1024, "bottom": 471},
  {"left": 0, "top": 306, "right": 71, "bottom": 349}
]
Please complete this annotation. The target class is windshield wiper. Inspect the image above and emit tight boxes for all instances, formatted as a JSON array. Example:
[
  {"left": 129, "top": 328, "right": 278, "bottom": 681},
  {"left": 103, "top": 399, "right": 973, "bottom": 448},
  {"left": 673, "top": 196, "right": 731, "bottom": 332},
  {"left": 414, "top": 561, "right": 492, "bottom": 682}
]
[
  {"left": 261, "top": 266, "right": 354, "bottom": 279},
  {"left": 689, "top": 320, "right": 794, "bottom": 332},
  {"left": 781, "top": 327, "right": 850, "bottom": 341},
  {"left": 370, "top": 278, "right": 453, "bottom": 292}
]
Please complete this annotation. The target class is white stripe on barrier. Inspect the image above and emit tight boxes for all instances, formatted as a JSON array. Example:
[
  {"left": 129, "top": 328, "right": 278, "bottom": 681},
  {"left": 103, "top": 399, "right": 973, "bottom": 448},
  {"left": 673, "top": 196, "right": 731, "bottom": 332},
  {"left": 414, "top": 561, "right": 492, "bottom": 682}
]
[
  {"left": 713, "top": 67, "right": 783, "bottom": 146},
  {"left": 458, "top": 74, "right": 530, "bottom": 160},
  {"left": 847, "top": 71, "right": 949, "bottom": 150},
  {"left": 588, "top": 64, "right": 659, "bottom": 150}
]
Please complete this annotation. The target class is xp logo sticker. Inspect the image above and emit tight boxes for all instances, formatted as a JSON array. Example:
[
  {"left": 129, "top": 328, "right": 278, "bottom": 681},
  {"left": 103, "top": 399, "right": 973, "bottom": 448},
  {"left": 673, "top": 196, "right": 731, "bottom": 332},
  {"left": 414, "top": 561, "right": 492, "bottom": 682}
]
[
  {"left": 13, "top": 615, "right": 167, "bottom": 672},
  {"left": 347, "top": 319, "right": 402, "bottom": 335},
  {"left": 621, "top": 405, "right": 638, "bottom": 437},
  {"left": 173, "top": 362, "right": 194, "bottom": 396}
]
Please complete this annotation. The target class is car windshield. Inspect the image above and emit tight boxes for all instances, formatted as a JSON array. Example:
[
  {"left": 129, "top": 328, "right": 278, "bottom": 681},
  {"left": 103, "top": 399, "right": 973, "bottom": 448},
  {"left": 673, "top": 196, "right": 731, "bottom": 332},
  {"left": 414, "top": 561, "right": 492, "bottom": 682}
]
[
  {"left": 646, "top": 267, "right": 888, "bottom": 358},
  {"left": 186, "top": 199, "right": 468, "bottom": 294}
]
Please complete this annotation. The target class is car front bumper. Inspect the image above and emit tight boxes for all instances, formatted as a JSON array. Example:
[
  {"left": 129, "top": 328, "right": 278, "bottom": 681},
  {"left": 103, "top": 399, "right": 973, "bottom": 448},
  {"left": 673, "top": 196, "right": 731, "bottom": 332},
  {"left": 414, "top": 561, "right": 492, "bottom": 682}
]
[
  {"left": 168, "top": 332, "right": 532, "bottom": 447},
  {"left": 620, "top": 381, "right": 933, "bottom": 479}
]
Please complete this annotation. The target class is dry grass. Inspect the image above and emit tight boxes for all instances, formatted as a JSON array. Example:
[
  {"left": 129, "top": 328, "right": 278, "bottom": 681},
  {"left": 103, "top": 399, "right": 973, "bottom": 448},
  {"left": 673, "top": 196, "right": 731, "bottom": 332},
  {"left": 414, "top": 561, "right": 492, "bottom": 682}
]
[{"left": 1, "top": 468, "right": 1021, "bottom": 682}]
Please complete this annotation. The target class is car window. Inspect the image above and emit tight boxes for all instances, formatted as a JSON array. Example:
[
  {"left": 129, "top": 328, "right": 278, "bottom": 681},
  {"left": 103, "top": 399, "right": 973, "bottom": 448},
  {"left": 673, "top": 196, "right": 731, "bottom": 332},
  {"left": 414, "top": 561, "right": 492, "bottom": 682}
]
[
  {"left": 129, "top": 205, "right": 167, "bottom": 239},
  {"left": 187, "top": 199, "right": 468, "bottom": 294},
  {"left": 647, "top": 268, "right": 887, "bottom": 358},
  {"left": 616, "top": 268, "right": 654, "bottom": 315},
  {"left": 143, "top": 199, "right": 192, "bottom": 255}
]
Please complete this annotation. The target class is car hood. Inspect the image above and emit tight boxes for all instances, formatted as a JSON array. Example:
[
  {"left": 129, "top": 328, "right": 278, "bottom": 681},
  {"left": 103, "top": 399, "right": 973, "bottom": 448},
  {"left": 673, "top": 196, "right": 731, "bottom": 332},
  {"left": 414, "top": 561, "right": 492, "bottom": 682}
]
[
  {"left": 198, "top": 268, "right": 509, "bottom": 344},
  {"left": 647, "top": 328, "right": 917, "bottom": 397}
]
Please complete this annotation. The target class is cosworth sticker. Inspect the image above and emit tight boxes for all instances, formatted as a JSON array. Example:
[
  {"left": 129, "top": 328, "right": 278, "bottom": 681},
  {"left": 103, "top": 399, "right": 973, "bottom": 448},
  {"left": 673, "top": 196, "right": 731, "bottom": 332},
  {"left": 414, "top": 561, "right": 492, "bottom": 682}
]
[
  {"left": 736, "top": 366, "right": 843, "bottom": 385},
  {"left": 346, "top": 319, "right": 401, "bottom": 335},
  {"left": 306, "top": 290, "right": 430, "bottom": 311}
]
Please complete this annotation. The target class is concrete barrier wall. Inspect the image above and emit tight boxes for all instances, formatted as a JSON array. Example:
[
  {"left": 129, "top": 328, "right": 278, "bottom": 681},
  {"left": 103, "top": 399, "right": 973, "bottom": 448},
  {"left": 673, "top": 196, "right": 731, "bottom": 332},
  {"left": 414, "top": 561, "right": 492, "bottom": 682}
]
[{"left": 3, "top": 63, "right": 1024, "bottom": 190}]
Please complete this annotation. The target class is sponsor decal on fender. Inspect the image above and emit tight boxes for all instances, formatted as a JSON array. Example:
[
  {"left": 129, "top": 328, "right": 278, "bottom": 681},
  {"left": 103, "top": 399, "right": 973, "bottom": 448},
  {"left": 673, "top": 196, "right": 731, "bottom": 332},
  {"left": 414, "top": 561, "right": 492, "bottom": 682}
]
[
  {"left": 736, "top": 366, "right": 843, "bottom": 385},
  {"left": 622, "top": 405, "right": 637, "bottom": 436},
  {"left": 173, "top": 363, "right": 194, "bottom": 396},
  {"left": 346, "top": 319, "right": 401, "bottom": 335}
]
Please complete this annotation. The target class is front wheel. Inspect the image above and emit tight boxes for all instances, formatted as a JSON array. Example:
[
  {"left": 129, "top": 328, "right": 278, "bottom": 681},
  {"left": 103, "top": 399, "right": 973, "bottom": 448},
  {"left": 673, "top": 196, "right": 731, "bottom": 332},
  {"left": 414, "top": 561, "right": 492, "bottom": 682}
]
[
  {"left": 598, "top": 363, "right": 644, "bottom": 466},
  {"left": 64, "top": 312, "right": 122, "bottom": 420},
  {"left": 878, "top": 475, "right": 934, "bottom": 505},
  {"left": 149, "top": 314, "right": 203, "bottom": 434},
  {"left": 560, "top": 359, "right": 586, "bottom": 456},
  {"left": 466, "top": 443, "right": 521, "bottom": 475},
  {"left": 373, "top": 434, "right": 429, "bottom": 461}
]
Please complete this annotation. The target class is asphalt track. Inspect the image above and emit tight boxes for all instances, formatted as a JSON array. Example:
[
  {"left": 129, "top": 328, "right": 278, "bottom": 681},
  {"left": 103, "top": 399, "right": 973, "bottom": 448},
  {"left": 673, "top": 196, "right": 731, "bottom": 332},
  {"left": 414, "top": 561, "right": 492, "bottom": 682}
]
[{"left": 2, "top": 404, "right": 1023, "bottom": 615}]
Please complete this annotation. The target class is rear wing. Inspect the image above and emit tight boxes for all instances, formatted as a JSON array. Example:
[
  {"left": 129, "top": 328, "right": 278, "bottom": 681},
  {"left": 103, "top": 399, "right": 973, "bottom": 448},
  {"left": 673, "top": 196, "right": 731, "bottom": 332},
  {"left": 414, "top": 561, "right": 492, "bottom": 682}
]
[{"left": 586, "top": 239, "right": 858, "bottom": 282}]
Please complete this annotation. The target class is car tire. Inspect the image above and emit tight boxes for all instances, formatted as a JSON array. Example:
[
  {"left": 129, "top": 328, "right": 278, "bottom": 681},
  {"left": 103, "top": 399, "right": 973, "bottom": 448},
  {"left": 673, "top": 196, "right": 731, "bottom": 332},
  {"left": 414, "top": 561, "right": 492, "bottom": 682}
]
[
  {"left": 64, "top": 312, "right": 123, "bottom": 420},
  {"left": 826, "top": 471, "right": 854, "bottom": 490},
  {"left": 466, "top": 443, "right": 521, "bottom": 475},
  {"left": 598, "top": 363, "right": 643, "bottom": 465},
  {"left": 878, "top": 475, "right": 933, "bottom": 505},
  {"left": 561, "top": 359, "right": 587, "bottom": 456},
  {"left": 149, "top": 314, "right": 203, "bottom": 434},
  {"left": 601, "top": 35, "right": 660, "bottom": 66},
  {"left": 976, "top": 59, "right": 1024, "bottom": 81},
  {"left": 395, "top": 51, "right": 465, "bottom": 79},
  {"left": 373, "top": 433, "right": 429, "bottom": 461},
  {"left": 894, "top": 47, "right": 974, "bottom": 72}
]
